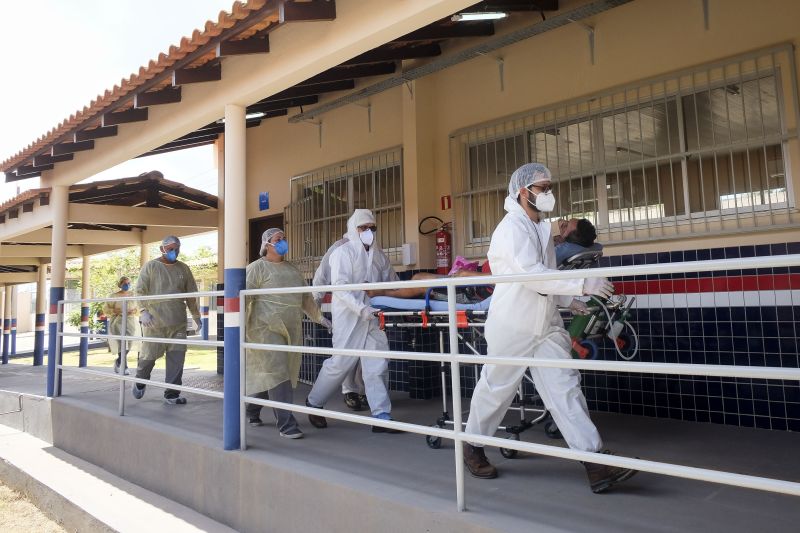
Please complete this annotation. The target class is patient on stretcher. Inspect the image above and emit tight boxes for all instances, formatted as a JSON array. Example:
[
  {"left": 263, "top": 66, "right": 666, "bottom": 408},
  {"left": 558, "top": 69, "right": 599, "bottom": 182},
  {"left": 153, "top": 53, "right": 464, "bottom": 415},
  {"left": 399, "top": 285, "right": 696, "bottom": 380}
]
[{"left": 368, "top": 218, "right": 602, "bottom": 304}]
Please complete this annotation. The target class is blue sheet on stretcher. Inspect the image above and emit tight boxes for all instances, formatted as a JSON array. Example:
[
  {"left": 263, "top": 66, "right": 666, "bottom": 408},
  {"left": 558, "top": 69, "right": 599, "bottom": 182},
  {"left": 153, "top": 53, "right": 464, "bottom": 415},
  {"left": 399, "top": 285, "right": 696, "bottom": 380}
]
[{"left": 370, "top": 295, "right": 492, "bottom": 312}]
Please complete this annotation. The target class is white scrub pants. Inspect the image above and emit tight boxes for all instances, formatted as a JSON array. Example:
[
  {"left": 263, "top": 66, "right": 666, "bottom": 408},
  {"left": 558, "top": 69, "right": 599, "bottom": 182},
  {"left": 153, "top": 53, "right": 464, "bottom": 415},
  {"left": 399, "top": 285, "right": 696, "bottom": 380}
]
[
  {"left": 308, "top": 355, "right": 390, "bottom": 416},
  {"left": 465, "top": 327, "right": 603, "bottom": 452},
  {"left": 341, "top": 363, "right": 365, "bottom": 395}
]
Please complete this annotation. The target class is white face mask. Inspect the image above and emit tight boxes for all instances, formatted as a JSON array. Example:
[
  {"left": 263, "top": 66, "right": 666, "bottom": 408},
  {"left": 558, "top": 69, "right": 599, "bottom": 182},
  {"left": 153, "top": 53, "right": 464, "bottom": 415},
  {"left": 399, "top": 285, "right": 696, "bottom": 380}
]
[
  {"left": 527, "top": 190, "right": 556, "bottom": 212},
  {"left": 359, "top": 229, "right": 375, "bottom": 246}
]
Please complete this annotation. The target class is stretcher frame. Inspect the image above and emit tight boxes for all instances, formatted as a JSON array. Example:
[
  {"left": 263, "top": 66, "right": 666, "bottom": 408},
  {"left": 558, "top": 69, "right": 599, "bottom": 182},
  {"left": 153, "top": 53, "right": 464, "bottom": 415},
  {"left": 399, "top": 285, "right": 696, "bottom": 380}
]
[{"left": 375, "top": 307, "right": 560, "bottom": 455}]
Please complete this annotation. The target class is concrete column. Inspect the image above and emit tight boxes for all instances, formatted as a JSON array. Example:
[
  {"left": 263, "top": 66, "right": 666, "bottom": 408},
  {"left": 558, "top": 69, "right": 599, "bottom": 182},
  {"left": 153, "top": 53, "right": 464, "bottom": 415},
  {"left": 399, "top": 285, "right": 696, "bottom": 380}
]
[
  {"left": 47, "top": 185, "right": 68, "bottom": 397},
  {"left": 140, "top": 233, "right": 151, "bottom": 268},
  {"left": 79, "top": 256, "right": 90, "bottom": 367},
  {"left": 1, "top": 287, "right": 9, "bottom": 364},
  {"left": 402, "top": 77, "right": 438, "bottom": 269},
  {"left": 223, "top": 104, "right": 246, "bottom": 450},
  {"left": 33, "top": 266, "right": 47, "bottom": 366},
  {"left": 10, "top": 286, "right": 17, "bottom": 356},
  {"left": 216, "top": 135, "right": 226, "bottom": 375}
]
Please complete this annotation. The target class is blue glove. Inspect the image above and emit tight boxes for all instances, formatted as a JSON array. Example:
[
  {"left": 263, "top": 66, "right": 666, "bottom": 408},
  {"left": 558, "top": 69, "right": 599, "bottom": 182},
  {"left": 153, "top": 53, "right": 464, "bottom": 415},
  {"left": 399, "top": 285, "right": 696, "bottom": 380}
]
[{"left": 140, "top": 310, "right": 155, "bottom": 328}]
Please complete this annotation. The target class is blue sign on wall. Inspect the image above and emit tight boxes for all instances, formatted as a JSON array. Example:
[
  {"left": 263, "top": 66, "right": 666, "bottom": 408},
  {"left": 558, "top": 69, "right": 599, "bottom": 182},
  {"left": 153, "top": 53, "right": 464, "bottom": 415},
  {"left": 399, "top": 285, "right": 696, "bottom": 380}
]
[{"left": 258, "top": 192, "right": 269, "bottom": 211}]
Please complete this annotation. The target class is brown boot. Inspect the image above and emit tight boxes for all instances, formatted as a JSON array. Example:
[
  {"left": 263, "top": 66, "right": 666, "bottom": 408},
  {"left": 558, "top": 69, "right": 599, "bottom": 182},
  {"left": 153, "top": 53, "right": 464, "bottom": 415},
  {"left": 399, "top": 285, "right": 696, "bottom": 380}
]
[
  {"left": 463, "top": 443, "right": 498, "bottom": 479},
  {"left": 583, "top": 450, "right": 637, "bottom": 493},
  {"left": 305, "top": 399, "right": 327, "bottom": 429}
]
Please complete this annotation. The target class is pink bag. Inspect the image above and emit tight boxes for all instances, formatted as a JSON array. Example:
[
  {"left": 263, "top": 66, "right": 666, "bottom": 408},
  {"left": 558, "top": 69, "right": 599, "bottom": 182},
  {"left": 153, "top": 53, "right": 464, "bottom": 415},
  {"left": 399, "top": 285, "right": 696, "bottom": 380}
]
[{"left": 448, "top": 256, "right": 480, "bottom": 276}]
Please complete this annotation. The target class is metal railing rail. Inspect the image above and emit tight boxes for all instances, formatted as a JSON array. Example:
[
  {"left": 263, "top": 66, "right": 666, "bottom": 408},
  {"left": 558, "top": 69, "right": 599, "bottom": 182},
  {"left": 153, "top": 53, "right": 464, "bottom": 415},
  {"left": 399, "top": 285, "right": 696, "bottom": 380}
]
[
  {"left": 55, "top": 290, "right": 223, "bottom": 417},
  {"left": 240, "top": 254, "right": 800, "bottom": 511}
]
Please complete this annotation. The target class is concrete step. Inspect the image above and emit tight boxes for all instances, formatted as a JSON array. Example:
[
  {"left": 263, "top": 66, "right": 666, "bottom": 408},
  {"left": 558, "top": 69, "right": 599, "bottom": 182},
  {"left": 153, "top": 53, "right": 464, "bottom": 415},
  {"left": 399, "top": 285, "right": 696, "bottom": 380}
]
[{"left": 0, "top": 422, "right": 235, "bottom": 532}]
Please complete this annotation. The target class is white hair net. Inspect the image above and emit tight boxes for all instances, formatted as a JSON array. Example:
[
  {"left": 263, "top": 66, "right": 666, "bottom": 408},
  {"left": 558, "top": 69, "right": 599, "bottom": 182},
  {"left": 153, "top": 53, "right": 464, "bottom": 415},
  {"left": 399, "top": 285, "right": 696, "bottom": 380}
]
[
  {"left": 351, "top": 209, "right": 376, "bottom": 228},
  {"left": 260, "top": 228, "right": 284, "bottom": 256},
  {"left": 507, "top": 163, "right": 553, "bottom": 198},
  {"left": 161, "top": 235, "right": 181, "bottom": 247}
]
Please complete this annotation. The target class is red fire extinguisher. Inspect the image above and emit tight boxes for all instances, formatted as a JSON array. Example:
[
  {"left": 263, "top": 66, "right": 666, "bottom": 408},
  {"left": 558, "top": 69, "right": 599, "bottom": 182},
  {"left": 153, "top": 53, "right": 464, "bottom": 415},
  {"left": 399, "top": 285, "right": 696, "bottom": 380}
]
[{"left": 419, "top": 216, "right": 452, "bottom": 275}]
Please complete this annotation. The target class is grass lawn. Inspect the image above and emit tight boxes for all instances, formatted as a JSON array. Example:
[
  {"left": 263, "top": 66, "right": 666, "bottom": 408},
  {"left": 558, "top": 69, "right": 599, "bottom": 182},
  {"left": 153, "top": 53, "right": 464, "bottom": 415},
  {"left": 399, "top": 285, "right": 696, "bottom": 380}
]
[{"left": 12, "top": 346, "right": 219, "bottom": 372}]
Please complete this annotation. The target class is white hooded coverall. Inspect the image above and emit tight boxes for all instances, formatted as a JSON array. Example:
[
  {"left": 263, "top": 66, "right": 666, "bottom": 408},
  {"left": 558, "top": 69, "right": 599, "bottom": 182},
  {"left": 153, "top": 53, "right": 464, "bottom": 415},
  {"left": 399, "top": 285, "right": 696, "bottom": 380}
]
[
  {"left": 306, "top": 211, "right": 398, "bottom": 416},
  {"left": 464, "top": 196, "right": 603, "bottom": 452}
]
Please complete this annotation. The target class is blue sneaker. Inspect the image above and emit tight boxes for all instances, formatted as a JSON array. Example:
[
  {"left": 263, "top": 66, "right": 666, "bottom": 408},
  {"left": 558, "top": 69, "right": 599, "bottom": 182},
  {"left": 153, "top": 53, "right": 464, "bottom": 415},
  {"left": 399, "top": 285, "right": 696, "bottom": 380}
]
[{"left": 371, "top": 413, "right": 403, "bottom": 434}]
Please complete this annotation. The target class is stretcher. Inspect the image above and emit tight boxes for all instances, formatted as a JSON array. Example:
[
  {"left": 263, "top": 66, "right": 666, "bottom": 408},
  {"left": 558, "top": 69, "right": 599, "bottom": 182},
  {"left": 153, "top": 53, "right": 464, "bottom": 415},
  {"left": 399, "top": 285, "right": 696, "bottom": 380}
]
[{"left": 371, "top": 290, "right": 556, "bottom": 456}]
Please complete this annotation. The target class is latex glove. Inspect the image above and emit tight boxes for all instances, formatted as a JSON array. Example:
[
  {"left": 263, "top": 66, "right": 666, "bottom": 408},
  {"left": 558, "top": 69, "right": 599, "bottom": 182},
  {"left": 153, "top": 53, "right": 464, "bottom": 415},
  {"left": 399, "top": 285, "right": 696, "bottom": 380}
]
[
  {"left": 569, "top": 299, "right": 591, "bottom": 316},
  {"left": 140, "top": 310, "right": 155, "bottom": 328},
  {"left": 193, "top": 317, "right": 202, "bottom": 334},
  {"left": 319, "top": 316, "right": 332, "bottom": 331},
  {"left": 583, "top": 277, "right": 615, "bottom": 299},
  {"left": 360, "top": 306, "right": 381, "bottom": 321}
]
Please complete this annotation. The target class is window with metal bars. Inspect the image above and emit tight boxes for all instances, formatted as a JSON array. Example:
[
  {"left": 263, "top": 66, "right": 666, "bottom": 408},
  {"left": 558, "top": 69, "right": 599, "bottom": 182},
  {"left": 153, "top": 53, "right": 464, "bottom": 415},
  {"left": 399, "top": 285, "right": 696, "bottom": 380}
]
[
  {"left": 285, "top": 148, "right": 404, "bottom": 277},
  {"left": 451, "top": 45, "right": 797, "bottom": 256}
]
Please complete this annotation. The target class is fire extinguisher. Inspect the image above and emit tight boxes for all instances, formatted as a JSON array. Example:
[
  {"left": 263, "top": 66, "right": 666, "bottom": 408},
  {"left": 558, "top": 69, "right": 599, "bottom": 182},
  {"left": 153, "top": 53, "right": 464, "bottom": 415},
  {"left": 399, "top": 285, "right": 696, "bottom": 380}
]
[{"left": 419, "top": 216, "right": 452, "bottom": 275}]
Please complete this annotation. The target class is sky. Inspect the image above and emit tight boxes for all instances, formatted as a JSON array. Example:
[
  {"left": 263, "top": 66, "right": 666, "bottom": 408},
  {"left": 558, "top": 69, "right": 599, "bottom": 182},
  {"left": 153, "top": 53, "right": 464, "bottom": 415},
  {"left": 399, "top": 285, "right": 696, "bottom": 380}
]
[{"left": 0, "top": 0, "right": 234, "bottom": 253}]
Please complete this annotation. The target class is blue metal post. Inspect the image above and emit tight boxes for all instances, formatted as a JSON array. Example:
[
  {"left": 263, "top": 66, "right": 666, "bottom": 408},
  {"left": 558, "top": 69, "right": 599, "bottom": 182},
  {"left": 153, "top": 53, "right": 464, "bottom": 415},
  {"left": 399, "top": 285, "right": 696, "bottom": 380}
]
[
  {"left": 2, "top": 318, "right": 9, "bottom": 364},
  {"left": 10, "top": 318, "right": 16, "bottom": 356},
  {"left": 33, "top": 313, "right": 45, "bottom": 365},
  {"left": 78, "top": 306, "right": 89, "bottom": 367},
  {"left": 223, "top": 269, "right": 245, "bottom": 450},
  {"left": 46, "top": 287, "right": 64, "bottom": 397},
  {"left": 201, "top": 304, "right": 210, "bottom": 341}
]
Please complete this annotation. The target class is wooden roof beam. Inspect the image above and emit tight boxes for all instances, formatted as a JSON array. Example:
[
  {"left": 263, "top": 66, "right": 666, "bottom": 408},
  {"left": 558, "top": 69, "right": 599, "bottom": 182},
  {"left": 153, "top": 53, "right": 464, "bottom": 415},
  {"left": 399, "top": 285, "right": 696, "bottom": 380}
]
[
  {"left": 52, "top": 140, "right": 94, "bottom": 156},
  {"left": 477, "top": 0, "right": 559, "bottom": 11},
  {"left": 75, "top": 126, "right": 118, "bottom": 142},
  {"left": 173, "top": 63, "right": 222, "bottom": 85},
  {"left": 299, "top": 62, "right": 396, "bottom": 85},
  {"left": 249, "top": 95, "right": 318, "bottom": 113},
  {"left": 33, "top": 154, "right": 74, "bottom": 166},
  {"left": 261, "top": 80, "right": 355, "bottom": 102},
  {"left": 279, "top": 0, "right": 336, "bottom": 23},
  {"left": 102, "top": 108, "right": 148, "bottom": 127},
  {"left": 343, "top": 43, "right": 442, "bottom": 65},
  {"left": 216, "top": 36, "right": 270, "bottom": 57},
  {"left": 395, "top": 21, "right": 495, "bottom": 41},
  {"left": 134, "top": 87, "right": 182, "bottom": 108}
]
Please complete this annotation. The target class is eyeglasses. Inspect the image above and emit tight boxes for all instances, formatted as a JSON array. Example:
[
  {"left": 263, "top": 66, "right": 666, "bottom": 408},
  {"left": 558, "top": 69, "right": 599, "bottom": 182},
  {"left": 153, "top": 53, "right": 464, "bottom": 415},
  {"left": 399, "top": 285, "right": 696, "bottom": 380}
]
[
  {"left": 357, "top": 225, "right": 378, "bottom": 232},
  {"left": 528, "top": 184, "right": 553, "bottom": 193}
]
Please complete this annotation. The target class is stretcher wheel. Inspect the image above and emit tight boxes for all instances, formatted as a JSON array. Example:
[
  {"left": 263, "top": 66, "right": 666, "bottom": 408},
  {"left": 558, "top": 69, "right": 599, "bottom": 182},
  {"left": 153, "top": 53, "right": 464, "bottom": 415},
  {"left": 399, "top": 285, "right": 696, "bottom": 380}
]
[
  {"left": 573, "top": 338, "right": 599, "bottom": 360},
  {"left": 544, "top": 421, "right": 562, "bottom": 440},
  {"left": 500, "top": 433, "right": 519, "bottom": 459},
  {"left": 426, "top": 425, "right": 443, "bottom": 449}
]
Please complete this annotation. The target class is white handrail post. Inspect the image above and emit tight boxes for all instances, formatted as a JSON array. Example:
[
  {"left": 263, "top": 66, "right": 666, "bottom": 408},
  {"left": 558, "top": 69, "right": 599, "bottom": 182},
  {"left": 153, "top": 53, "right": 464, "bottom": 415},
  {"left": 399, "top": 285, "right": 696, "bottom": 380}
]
[
  {"left": 446, "top": 284, "right": 466, "bottom": 512},
  {"left": 119, "top": 299, "right": 128, "bottom": 416}
]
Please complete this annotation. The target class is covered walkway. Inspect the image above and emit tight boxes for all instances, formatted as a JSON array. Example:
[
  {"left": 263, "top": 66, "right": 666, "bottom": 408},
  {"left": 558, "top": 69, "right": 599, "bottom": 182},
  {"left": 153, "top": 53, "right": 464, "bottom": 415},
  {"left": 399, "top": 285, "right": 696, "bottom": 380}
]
[{"left": 1, "top": 363, "right": 799, "bottom": 532}]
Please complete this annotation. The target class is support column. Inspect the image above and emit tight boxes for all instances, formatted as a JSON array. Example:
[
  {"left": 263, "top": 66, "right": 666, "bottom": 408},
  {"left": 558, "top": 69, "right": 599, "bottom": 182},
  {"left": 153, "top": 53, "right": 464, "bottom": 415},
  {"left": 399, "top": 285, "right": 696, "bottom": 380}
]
[
  {"left": 2, "top": 287, "right": 11, "bottom": 364},
  {"left": 79, "top": 256, "right": 90, "bottom": 367},
  {"left": 140, "top": 235, "right": 151, "bottom": 268},
  {"left": 216, "top": 136, "right": 225, "bottom": 375},
  {"left": 47, "top": 185, "right": 68, "bottom": 397},
  {"left": 10, "top": 286, "right": 17, "bottom": 357},
  {"left": 34, "top": 266, "right": 47, "bottom": 366},
  {"left": 222, "top": 104, "right": 246, "bottom": 450}
]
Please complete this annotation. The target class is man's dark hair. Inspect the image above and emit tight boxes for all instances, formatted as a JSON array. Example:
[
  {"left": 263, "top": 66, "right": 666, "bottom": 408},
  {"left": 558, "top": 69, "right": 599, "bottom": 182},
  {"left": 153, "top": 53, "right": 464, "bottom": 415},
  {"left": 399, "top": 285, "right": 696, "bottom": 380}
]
[{"left": 565, "top": 218, "right": 597, "bottom": 248}]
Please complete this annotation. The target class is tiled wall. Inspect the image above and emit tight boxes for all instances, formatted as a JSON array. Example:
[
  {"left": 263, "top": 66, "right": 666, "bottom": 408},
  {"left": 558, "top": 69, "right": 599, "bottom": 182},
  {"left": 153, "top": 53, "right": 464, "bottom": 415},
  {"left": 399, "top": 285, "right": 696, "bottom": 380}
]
[{"left": 300, "top": 244, "right": 800, "bottom": 431}]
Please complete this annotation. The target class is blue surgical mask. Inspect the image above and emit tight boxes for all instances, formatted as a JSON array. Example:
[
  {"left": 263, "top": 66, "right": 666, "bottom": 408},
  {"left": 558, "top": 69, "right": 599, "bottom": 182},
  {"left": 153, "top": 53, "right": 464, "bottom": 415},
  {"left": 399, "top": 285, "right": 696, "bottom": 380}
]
[
  {"left": 273, "top": 239, "right": 289, "bottom": 256},
  {"left": 121, "top": 283, "right": 130, "bottom": 291},
  {"left": 165, "top": 249, "right": 179, "bottom": 262}
]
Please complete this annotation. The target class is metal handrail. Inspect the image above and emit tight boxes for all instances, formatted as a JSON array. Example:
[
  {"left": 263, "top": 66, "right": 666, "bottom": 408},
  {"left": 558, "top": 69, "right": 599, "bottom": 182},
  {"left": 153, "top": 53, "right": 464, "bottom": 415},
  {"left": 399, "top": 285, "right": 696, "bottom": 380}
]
[{"left": 239, "top": 254, "right": 800, "bottom": 511}]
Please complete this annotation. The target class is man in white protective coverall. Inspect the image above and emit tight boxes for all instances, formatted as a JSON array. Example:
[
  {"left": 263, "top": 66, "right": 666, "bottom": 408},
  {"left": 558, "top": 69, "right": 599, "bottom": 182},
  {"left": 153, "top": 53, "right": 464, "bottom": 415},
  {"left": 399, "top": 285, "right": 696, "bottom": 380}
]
[
  {"left": 463, "top": 163, "right": 638, "bottom": 494},
  {"left": 132, "top": 235, "right": 201, "bottom": 405},
  {"left": 245, "top": 228, "right": 331, "bottom": 439},
  {"left": 305, "top": 209, "right": 403, "bottom": 433},
  {"left": 313, "top": 236, "right": 369, "bottom": 412}
]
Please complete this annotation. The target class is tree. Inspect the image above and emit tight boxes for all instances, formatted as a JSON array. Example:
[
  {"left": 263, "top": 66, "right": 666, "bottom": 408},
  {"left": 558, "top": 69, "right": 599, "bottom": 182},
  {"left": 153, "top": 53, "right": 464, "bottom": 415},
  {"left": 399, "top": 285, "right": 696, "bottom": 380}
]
[{"left": 66, "top": 246, "right": 218, "bottom": 329}]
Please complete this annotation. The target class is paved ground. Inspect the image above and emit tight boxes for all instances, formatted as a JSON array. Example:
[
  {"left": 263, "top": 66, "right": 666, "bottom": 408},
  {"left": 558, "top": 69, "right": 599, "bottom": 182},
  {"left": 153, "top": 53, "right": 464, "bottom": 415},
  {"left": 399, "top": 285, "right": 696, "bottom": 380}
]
[{"left": 2, "top": 362, "right": 800, "bottom": 532}]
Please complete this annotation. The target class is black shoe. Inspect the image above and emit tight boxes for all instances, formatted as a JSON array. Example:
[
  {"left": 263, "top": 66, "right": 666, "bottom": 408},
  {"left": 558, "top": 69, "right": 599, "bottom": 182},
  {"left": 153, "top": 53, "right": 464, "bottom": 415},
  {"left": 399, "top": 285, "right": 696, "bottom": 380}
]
[
  {"left": 305, "top": 399, "right": 327, "bottom": 428},
  {"left": 132, "top": 383, "right": 145, "bottom": 399},
  {"left": 583, "top": 450, "right": 638, "bottom": 493},
  {"left": 249, "top": 417, "right": 264, "bottom": 427},
  {"left": 344, "top": 392, "right": 365, "bottom": 411},
  {"left": 371, "top": 416, "right": 404, "bottom": 434},
  {"left": 164, "top": 396, "right": 187, "bottom": 405}
]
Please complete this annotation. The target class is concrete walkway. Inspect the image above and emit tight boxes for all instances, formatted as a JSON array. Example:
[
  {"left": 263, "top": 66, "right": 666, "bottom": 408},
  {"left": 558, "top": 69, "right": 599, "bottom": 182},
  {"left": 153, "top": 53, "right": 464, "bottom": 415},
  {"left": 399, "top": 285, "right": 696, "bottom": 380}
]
[
  {"left": 0, "top": 423, "right": 235, "bottom": 532},
  {"left": 1, "top": 362, "right": 800, "bottom": 532}
]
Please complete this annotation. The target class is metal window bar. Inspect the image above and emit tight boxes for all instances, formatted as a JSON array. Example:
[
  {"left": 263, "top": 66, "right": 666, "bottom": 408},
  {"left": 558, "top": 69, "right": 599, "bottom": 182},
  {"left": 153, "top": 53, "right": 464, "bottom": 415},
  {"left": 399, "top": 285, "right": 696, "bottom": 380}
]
[
  {"left": 450, "top": 45, "right": 799, "bottom": 253},
  {"left": 239, "top": 254, "right": 800, "bottom": 513},
  {"left": 54, "top": 291, "right": 224, "bottom": 418}
]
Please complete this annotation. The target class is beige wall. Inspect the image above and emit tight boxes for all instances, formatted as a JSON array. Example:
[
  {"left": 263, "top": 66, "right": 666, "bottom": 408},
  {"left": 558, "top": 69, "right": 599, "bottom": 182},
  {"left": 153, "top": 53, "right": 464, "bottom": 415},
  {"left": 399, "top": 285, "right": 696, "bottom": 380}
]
[{"left": 243, "top": 0, "right": 800, "bottom": 267}]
